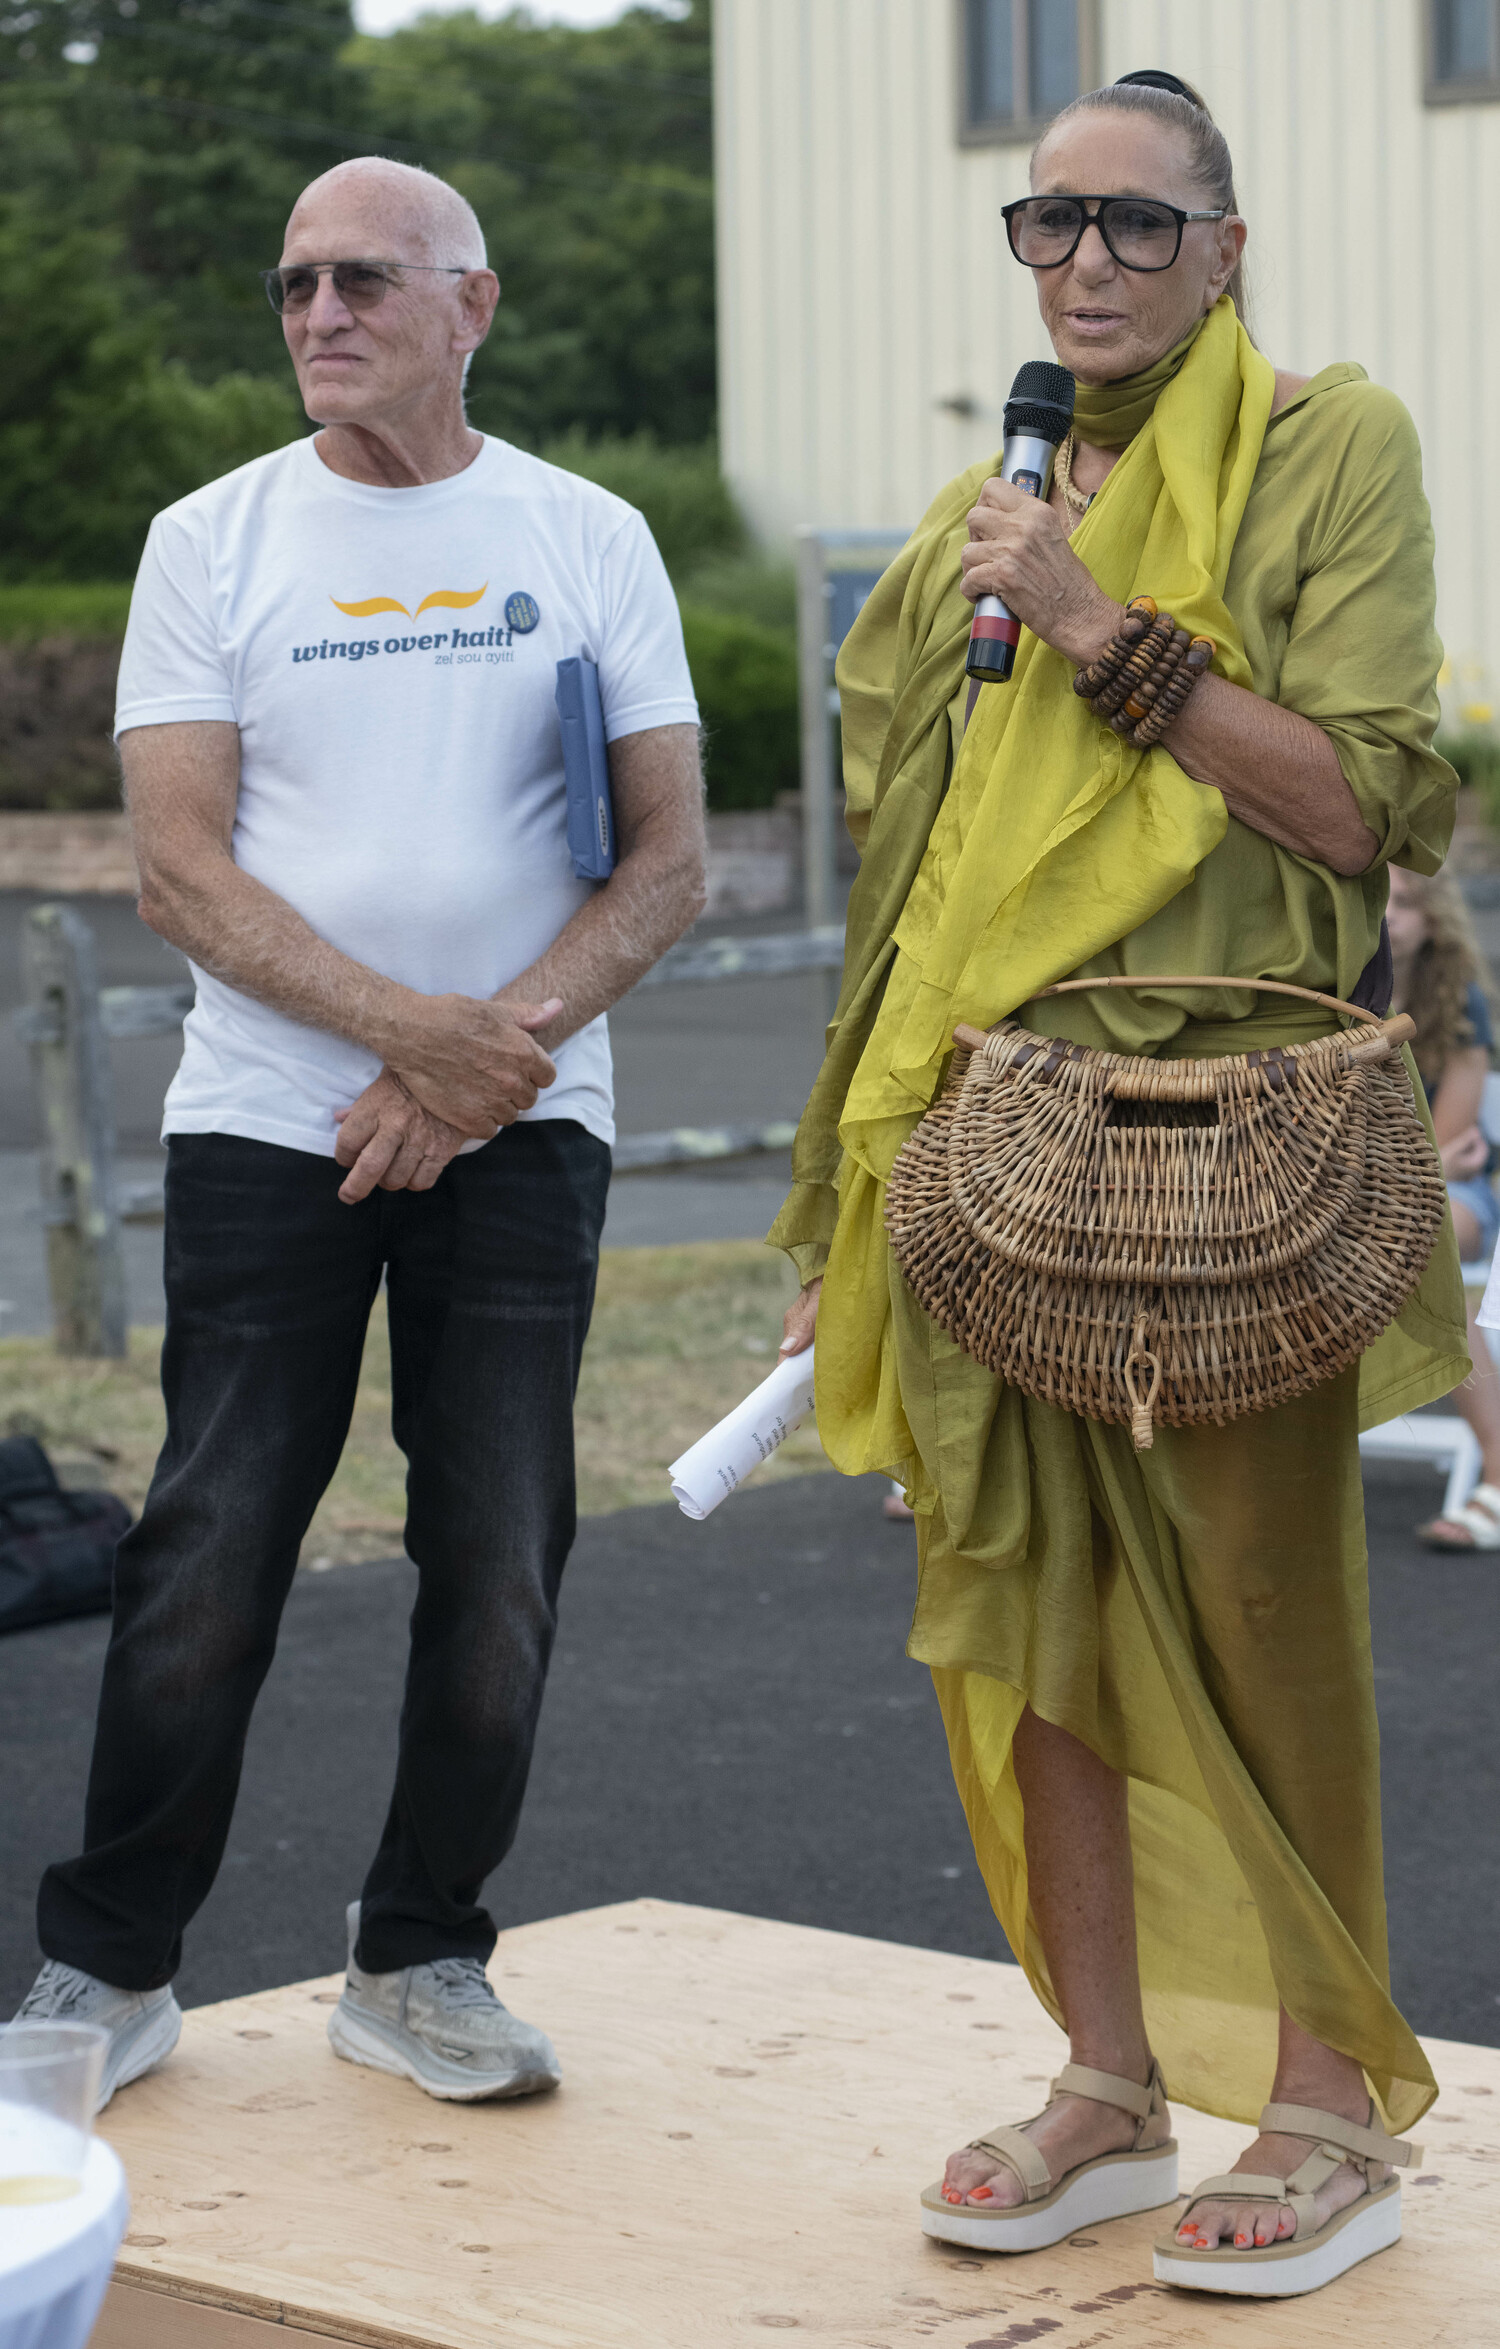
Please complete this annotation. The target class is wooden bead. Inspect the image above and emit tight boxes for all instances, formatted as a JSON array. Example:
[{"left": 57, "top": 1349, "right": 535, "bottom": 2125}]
[
  {"left": 1130, "top": 642, "right": 1209, "bottom": 746},
  {"left": 1099, "top": 660, "right": 1165, "bottom": 718},
  {"left": 1076, "top": 607, "right": 1206, "bottom": 728},
  {"left": 1074, "top": 628, "right": 1140, "bottom": 697},
  {"left": 1096, "top": 621, "right": 1171, "bottom": 712},
  {"left": 1075, "top": 647, "right": 1129, "bottom": 697}
]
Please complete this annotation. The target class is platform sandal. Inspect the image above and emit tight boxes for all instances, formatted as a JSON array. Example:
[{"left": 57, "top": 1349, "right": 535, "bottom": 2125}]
[
  {"left": 919, "top": 2059, "right": 1178, "bottom": 2253},
  {"left": 1152, "top": 2100, "right": 1422, "bottom": 2298}
]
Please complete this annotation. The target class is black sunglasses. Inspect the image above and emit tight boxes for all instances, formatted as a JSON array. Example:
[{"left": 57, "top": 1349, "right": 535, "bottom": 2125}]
[
  {"left": 261, "top": 260, "right": 467, "bottom": 315},
  {"left": 1002, "top": 195, "right": 1227, "bottom": 274}
]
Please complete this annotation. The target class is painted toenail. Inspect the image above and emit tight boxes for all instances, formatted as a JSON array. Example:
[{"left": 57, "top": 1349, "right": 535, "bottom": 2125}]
[
  {"left": 1235, "top": 2233, "right": 1250, "bottom": 2246},
  {"left": 969, "top": 2186, "right": 993, "bottom": 2201}
]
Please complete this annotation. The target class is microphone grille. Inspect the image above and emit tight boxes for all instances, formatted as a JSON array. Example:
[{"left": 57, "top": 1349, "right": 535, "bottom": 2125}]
[
  {"left": 1007, "top": 361, "right": 1075, "bottom": 404},
  {"left": 1003, "top": 361, "right": 1075, "bottom": 442},
  {"left": 1003, "top": 400, "right": 1073, "bottom": 443}
]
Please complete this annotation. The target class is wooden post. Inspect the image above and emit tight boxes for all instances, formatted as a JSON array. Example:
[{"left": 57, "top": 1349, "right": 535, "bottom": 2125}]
[{"left": 20, "top": 902, "right": 128, "bottom": 1358}]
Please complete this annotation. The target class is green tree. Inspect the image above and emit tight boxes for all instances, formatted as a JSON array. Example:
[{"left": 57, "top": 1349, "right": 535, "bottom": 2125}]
[
  {"left": 0, "top": 2, "right": 720, "bottom": 577},
  {"left": 1, "top": 2, "right": 714, "bottom": 435},
  {"left": 1, "top": 1, "right": 363, "bottom": 378},
  {"left": 0, "top": 196, "right": 300, "bottom": 578},
  {"left": 341, "top": 3, "right": 715, "bottom": 444}
]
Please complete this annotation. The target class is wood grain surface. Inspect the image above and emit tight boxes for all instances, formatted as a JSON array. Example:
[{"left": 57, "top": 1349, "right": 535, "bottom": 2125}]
[{"left": 91, "top": 1899, "right": 1498, "bottom": 2348}]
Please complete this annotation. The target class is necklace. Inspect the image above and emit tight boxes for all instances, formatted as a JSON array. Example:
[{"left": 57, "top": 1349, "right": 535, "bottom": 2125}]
[{"left": 1054, "top": 430, "right": 1094, "bottom": 521}]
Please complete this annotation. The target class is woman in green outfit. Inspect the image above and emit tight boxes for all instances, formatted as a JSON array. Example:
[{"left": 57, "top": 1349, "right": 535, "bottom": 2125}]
[{"left": 774, "top": 72, "right": 1464, "bottom": 2298}]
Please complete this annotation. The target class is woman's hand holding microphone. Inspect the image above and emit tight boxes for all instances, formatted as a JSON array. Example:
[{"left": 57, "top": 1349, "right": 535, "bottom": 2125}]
[{"left": 959, "top": 476, "right": 1122, "bottom": 668}]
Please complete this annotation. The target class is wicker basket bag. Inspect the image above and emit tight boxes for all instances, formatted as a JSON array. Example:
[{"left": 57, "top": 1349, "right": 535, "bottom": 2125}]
[{"left": 884, "top": 975, "right": 1448, "bottom": 1448}]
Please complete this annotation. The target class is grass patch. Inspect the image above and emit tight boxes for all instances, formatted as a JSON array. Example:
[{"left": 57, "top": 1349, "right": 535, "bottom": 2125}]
[{"left": 0, "top": 1241, "right": 827, "bottom": 1566}]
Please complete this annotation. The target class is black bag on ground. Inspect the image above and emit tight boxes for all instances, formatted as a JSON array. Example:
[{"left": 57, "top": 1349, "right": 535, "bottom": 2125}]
[{"left": 0, "top": 1435, "right": 132, "bottom": 1635}]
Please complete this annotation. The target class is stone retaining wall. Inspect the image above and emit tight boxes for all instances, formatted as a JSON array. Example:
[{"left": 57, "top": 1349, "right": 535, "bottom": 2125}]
[{"left": 0, "top": 812, "right": 139, "bottom": 894}]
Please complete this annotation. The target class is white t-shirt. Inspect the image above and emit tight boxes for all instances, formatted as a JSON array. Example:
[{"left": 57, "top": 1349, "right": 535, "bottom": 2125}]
[{"left": 115, "top": 434, "right": 699, "bottom": 1156}]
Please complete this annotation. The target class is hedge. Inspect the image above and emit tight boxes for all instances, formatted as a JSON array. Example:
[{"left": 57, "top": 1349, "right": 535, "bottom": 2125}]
[{"left": 679, "top": 602, "right": 799, "bottom": 810}]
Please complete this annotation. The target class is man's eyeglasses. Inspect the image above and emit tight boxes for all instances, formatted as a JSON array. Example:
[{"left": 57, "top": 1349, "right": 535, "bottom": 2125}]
[
  {"left": 261, "top": 260, "right": 467, "bottom": 315},
  {"left": 1002, "top": 196, "right": 1227, "bottom": 274}
]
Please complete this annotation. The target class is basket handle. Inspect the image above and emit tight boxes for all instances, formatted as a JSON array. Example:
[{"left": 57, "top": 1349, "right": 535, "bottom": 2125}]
[{"left": 953, "top": 974, "right": 1415, "bottom": 1054}]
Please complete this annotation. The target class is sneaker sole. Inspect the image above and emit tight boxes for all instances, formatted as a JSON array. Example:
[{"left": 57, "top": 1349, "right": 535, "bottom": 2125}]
[
  {"left": 326, "top": 1997, "right": 560, "bottom": 2103},
  {"left": 98, "top": 1995, "right": 184, "bottom": 2114}
]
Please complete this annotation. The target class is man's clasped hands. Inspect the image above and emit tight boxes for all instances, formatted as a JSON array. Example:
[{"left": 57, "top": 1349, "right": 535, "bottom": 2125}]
[{"left": 332, "top": 990, "right": 564, "bottom": 1206}]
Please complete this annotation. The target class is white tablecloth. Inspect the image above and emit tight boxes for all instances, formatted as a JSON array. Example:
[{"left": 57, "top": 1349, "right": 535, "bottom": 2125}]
[{"left": 0, "top": 2139, "right": 129, "bottom": 2349}]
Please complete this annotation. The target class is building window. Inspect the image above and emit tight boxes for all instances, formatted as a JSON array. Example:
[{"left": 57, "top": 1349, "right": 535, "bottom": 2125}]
[
  {"left": 1426, "top": 0, "right": 1500, "bottom": 99},
  {"left": 958, "top": 0, "right": 1099, "bottom": 145}
]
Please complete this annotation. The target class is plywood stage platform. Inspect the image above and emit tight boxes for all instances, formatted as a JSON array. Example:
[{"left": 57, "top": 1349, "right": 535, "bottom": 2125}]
[{"left": 92, "top": 1900, "right": 1497, "bottom": 2349}]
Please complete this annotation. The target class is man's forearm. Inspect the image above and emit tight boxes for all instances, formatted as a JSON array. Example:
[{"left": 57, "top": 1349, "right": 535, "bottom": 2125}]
[
  {"left": 505, "top": 721, "right": 708, "bottom": 1046},
  {"left": 139, "top": 846, "right": 419, "bottom": 1063},
  {"left": 498, "top": 836, "right": 706, "bottom": 1046}
]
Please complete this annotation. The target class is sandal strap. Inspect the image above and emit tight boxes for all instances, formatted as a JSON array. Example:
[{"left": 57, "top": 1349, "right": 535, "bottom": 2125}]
[
  {"left": 1260, "top": 2102, "right": 1422, "bottom": 2170},
  {"left": 1052, "top": 2058, "right": 1163, "bottom": 2129},
  {"left": 966, "top": 2123, "right": 1053, "bottom": 2203},
  {"left": 1177, "top": 2102, "right": 1416, "bottom": 2247},
  {"left": 966, "top": 2055, "right": 1169, "bottom": 2201},
  {"left": 1180, "top": 2171, "right": 1320, "bottom": 2236}
]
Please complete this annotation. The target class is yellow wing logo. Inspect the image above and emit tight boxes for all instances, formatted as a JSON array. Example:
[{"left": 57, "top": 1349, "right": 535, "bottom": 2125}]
[
  {"left": 330, "top": 585, "right": 488, "bottom": 619},
  {"left": 416, "top": 586, "right": 488, "bottom": 615}
]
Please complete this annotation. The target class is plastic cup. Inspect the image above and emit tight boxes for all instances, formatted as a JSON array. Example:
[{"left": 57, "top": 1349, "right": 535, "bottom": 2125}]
[{"left": 0, "top": 2022, "right": 107, "bottom": 2206}]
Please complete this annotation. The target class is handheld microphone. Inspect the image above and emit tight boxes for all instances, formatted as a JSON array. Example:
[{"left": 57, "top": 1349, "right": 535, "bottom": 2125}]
[{"left": 966, "top": 360, "right": 1076, "bottom": 684}]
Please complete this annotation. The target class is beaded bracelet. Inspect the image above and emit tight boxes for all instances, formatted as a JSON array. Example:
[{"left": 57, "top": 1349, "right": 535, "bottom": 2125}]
[
  {"left": 1107, "top": 626, "right": 1191, "bottom": 731},
  {"left": 1133, "top": 637, "right": 1214, "bottom": 747},
  {"left": 1095, "top": 617, "right": 1177, "bottom": 721},
  {"left": 1073, "top": 597, "right": 1215, "bottom": 749},
  {"left": 1072, "top": 595, "right": 1158, "bottom": 700}
]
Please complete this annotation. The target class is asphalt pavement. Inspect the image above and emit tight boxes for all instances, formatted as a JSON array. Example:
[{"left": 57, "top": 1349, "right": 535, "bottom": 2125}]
[{"left": 2, "top": 1463, "right": 1495, "bottom": 2052}]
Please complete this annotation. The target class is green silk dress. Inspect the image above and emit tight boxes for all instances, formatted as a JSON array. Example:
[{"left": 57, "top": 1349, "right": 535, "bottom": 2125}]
[{"left": 774, "top": 358, "right": 1464, "bottom": 2133}]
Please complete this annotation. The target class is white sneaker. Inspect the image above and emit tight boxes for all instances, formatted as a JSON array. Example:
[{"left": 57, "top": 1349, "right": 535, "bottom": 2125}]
[
  {"left": 326, "top": 1902, "right": 560, "bottom": 2103},
  {"left": 14, "top": 1961, "right": 182, "bottom": 2112}
]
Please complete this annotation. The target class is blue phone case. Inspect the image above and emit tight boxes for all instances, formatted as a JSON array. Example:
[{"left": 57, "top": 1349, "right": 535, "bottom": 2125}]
[{"left": 555, "top": 657, "right": 616, "bottom": 881}]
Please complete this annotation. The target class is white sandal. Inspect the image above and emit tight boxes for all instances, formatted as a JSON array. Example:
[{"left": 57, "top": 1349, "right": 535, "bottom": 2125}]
[
  {"left": 920, "top": 2059, "right": 1178, "bottom": 2253},
  {"left": 1419, "top": 1481, "right": 1500, "bottom": 1550},
  {"left": 1153, "top": 2100, "right": 1421, "bottom": 2298}
]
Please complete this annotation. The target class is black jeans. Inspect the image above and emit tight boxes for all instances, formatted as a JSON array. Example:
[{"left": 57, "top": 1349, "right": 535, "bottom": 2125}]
[{"left": 38, "top": 1120, "right": 610, "bottom": 1991}]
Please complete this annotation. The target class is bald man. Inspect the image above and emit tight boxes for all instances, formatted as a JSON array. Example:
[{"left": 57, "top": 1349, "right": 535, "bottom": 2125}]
[{"left": 18, "top": 159, "right": 707, "bottom": 2108}]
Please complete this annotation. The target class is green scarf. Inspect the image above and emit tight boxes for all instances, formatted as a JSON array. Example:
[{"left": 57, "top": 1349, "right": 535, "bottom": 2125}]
[
  {"left": 1073, "top": 318, "right": 1204, "bottom": 448},
  {"left": 771, "top": 297, "right": 1278, "bottom": 1468}
]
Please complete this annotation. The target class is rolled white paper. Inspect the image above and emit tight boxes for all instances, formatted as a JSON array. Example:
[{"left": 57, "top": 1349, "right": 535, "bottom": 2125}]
[{"left": 668, "top": 1345, "right": 816, "bottom": 1520}]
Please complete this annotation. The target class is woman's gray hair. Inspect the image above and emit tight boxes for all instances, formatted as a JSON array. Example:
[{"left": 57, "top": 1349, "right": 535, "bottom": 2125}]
[{"left": 1035, "top": 78, "right": 1251, "bottom": 333}]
